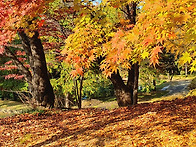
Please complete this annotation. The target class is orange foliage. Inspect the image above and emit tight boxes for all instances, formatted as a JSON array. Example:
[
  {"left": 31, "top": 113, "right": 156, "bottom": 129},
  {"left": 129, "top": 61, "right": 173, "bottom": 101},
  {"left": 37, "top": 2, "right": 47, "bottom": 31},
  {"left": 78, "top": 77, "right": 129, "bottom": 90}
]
[{"left": 63, "top": 0, "right": 196, "bottom": 76}]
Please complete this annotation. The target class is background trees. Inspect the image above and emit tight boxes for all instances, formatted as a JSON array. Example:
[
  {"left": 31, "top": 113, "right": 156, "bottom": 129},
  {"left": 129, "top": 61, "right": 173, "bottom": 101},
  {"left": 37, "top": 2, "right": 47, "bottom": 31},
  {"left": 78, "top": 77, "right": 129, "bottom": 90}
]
[{"left": 158, "top": 49, "right": 180, "bottom": 81}]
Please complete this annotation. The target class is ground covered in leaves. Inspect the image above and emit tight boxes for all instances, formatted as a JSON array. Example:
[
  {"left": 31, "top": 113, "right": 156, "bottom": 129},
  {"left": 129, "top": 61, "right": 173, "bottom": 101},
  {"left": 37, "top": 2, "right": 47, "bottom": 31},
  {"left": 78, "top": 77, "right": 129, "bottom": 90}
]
[{"left": 0, "top": 96, "right": 196, "bottom": 147}]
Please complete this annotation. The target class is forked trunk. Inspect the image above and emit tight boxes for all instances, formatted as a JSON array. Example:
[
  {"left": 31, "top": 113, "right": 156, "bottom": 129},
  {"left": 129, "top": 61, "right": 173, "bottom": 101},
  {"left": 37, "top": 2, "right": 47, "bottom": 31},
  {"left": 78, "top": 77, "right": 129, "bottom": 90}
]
[
  {"left": 109, "top": 63, "right": 139, "bottom": 107},
  {"left": 109, "top": 71, "right": 132, "bottom": 107}
]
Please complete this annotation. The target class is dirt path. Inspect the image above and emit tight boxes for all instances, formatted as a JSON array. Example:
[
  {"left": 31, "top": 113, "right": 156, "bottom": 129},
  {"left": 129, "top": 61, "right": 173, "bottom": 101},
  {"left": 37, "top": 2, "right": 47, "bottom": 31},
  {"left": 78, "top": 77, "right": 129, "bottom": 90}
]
[{"left": 163, "top": 79, "right": 191, "bottom": 96}]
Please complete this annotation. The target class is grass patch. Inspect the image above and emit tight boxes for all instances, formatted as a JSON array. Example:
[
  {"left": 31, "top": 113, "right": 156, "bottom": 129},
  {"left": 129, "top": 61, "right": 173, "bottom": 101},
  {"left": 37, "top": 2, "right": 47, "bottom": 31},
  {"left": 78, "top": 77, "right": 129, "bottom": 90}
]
[
  {"left": 0, "top": 100, "right": 32, "bottom": 118},
  {"left": 93, "top": 101, "right": 118, "bottom": 110},
  {"left": 0, "top": 100, "right": 23, "bottom": 107},
  {"left": 138, "top": 90, "right": 168, "bottom": 103},
  {"left": 95, "top": 96, "right": 116, "bottom": 102},
  {"left": 20, "top": 134, "right": 32, "bottom": 144}
]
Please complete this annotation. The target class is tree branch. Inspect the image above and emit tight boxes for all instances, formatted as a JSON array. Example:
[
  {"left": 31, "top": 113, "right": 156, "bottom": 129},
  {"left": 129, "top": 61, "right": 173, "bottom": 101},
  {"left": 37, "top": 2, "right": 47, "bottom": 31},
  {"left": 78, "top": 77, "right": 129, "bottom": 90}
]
[
  {"left": 6, "top": 44, "right": 23, "bottom": 50},
  {"left": 4, "top": 46, "right": 32, "bottom": 81}
]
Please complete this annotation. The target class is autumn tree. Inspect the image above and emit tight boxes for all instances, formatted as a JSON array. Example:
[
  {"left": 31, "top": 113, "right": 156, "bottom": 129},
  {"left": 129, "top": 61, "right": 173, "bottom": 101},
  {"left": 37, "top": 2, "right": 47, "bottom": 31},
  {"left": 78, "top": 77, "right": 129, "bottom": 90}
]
[
  {"left": 0, "top": 0, "right": 57, "bottom": 107},
  {"left": 63, "top": 0, "right": 196, "bottom": 107},
  {"left": 63, "top": 1, "right": 139, "bottom": 106}
]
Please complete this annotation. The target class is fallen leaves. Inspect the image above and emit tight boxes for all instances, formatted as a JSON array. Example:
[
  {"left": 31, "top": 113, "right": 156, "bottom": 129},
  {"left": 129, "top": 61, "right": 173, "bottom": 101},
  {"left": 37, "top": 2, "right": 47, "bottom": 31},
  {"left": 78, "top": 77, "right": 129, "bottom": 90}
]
[{"left": 0, "top": 96, "right": 196, "bottom": 146}]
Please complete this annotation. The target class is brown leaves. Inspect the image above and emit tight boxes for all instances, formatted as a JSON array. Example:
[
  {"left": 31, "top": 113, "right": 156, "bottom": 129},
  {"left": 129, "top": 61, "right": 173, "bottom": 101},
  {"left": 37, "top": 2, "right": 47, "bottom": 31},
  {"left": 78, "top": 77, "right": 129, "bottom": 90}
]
[{"left": 0, "top": 96, "right": 196, "bottom": 146}]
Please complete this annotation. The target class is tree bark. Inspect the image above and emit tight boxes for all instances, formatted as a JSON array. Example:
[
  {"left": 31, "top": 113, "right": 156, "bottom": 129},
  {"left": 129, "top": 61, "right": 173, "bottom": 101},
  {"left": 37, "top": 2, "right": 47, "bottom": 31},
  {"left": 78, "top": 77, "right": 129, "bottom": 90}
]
[
  {"left": 74, "top": 76, "right": 83, "bottom": 109},
  {"left": 65, "top": 92, "right": 71, "bottom": 108},
  {"left": 153, "top": 79, "right": 156, "bottom": 91},
  {"left": 109, "top": 63, "right": 139, "bottom": 107},
  {"left": 109, "top": 71, "right": 132, "bottom": 107},
  {"left": 132, "top": 63, "right": 139, "bottom": 105},
  {"left": 18, "top": 31, "right": 55, "bottom": 108},
  {"left": 185, "top": 62, "right": 188, "bottom": 77}
]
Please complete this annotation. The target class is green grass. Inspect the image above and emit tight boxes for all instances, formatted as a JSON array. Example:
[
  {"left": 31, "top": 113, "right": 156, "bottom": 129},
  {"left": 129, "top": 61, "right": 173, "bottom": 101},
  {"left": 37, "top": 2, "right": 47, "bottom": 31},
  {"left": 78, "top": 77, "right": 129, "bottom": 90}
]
[
  {"left": 0, "top": 100, "right": 32, "bottom": 118},
  {"left": 187, "top": 89, "right": 196, "bottom": 96},
  {"left": 96, "top": 96, "right": 116, "bottom": 102},
  {"left": 138, "top": 90, "right": 169, "bottom": 102}
]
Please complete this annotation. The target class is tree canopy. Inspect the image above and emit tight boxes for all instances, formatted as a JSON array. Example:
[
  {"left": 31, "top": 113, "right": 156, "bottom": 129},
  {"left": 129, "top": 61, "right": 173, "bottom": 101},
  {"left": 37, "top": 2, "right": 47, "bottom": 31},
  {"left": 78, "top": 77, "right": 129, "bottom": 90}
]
[{"left": 63, "top": 0, "right": 196, "bottom": 76}]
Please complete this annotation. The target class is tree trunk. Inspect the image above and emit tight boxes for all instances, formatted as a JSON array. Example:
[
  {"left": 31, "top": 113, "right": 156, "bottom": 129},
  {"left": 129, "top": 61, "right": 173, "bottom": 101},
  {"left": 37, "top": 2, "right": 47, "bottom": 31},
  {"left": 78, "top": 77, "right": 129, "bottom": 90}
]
[
  {"left": 109, "top": 63, "right": 139, "bottom": 107},
  {"left": 19, "top": 31, "right": 55, "bottom": 108},
  {"left": 127, "top": 62, "right": 139, "bottom": 105},
  {"left": 152, "top": 79, "right": 156, "bottom": 91},
  {"left": 65, "top": 92, "right": 71, "bottom": 108},
  {"left": 132, "top": 63, "right": 139, "bottom": 105},
  {"left": 109, "top": 71, "right": 132, "bottom": 107},
  {"left": 74, "top": 76, "right": 83, "bottom": 109},
  {"left": 185, "top": 62, "right": 188, "bottom": 77}
]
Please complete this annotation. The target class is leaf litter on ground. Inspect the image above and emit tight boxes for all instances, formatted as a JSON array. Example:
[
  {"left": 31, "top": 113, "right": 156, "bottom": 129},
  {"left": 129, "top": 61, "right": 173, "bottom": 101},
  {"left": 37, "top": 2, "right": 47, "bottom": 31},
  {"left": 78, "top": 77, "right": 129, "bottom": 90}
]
[{"left": 0, "top": 96, "right": 196, "bottom": 147}]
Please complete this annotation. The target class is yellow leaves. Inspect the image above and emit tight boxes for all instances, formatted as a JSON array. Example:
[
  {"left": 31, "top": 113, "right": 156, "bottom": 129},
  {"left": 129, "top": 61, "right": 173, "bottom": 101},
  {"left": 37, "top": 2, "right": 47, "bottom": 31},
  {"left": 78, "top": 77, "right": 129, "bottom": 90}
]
[
  {"left": 102, "top": 70, "right": 113, "bottom": 77},
  {"left": 190, "top": 59, "right": 196, "bottom": 72},
  {"left": 141, "top": 51, "right": 149, "bottom": 59},
  {"left": 71, "top": 67, "right": 83, "bottom": 77},
  {"left": 142, "top": 37, "right": 154, "bottom": 47},
  {"left": 182, "top": 13, "right": 191, "bottom": 22},
  {"left": 179, "top": 52, "right": 192, "bottom": 65},
  {"left": 114, "top": 29, "right": 125, "bottom": 38},
  {"left": 83, "top": 0, "right": 89, "bottom": 3},
  {"left": 119, "top": 19, "right": 130, "bottom": 26},
  {"left": 170, "top": 13, "right": 191, "bottom": 25},
  {"left": 62, "top": 0, "right": 196, "bottom": 76},
  {"left": 89, "top": 55, "right": 95, "bottom": 61},
  {"left": 135, "top": 0, "right": 196, "bottom": 70},
  {"left": 187, "top": 4, "right": 195, "bottom": 11},
  {"left": 126, "top": 24, "right": 134, "bottom": 29},
  {"left": 178, "top": 47, "right": 196, "bottom": 72},
  {"left": 152, "top": 46, "right": 162, "bottom": 55}
]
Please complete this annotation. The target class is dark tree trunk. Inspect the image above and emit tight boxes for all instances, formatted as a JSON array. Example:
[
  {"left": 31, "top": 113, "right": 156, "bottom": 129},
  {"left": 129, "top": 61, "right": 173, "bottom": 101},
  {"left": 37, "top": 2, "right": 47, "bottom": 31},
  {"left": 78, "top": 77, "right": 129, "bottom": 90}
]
[
  {"left": 109, "top": 63, "right": 139, "bottom": 107},
  {"left": 74, "top": 76, "right": 83, "bottom": 109},
  {"left": 109, "top": 71, "right": 132, "bottom": 107},
  {"left": 127, "top": 62, "right": 139, "bottom": 105},
  {"left": 132, "top": 63, "right": 139, "bottom": 105},
  {"left": 153, "top": 79, "right": 156, "bottom": 91},
  {"left": 18, "top": 31, "right": 55, "bottom": 108}
]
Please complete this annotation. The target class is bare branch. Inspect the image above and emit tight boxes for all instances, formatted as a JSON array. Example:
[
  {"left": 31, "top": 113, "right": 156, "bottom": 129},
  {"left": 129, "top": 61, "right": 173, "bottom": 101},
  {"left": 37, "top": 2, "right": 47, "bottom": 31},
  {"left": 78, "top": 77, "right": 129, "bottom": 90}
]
[
  {"left": 4, "top": 46, "right": 32, "bottom": 81},
  {"left": 6, "top": 44, "right": 23, "bottom": 50}
]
